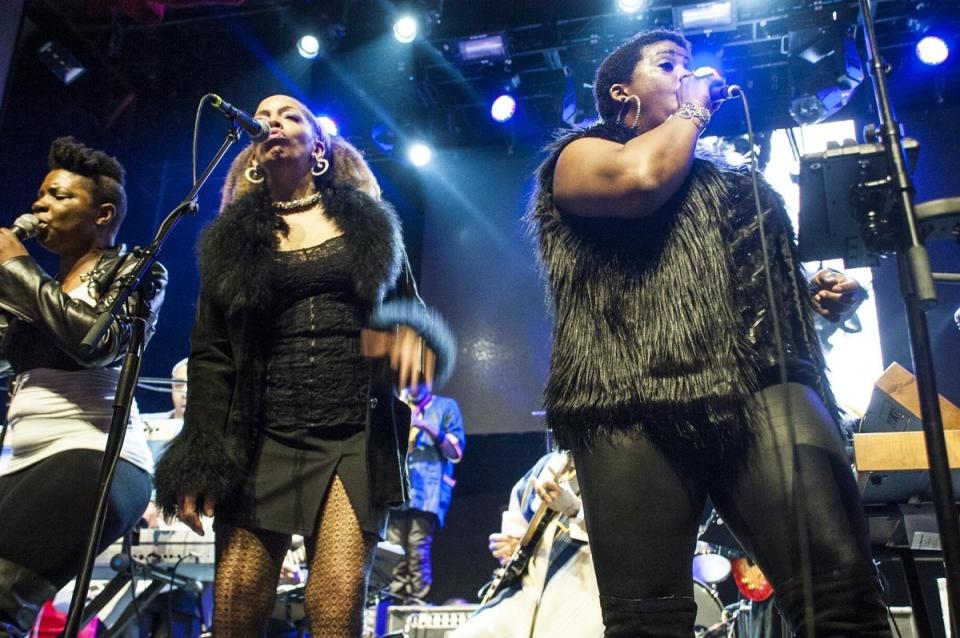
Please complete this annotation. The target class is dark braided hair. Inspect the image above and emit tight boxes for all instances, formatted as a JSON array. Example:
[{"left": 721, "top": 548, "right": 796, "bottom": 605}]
[
  {"left": 594, "top": 29, "right": 691, "bottom": 124},
  {"left": 47, "top": 136, "right": 127, "bottom": 230}
]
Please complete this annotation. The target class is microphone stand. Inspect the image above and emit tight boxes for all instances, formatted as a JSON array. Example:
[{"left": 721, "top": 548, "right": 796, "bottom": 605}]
[
  {"left": 61, "top": 124, "right": 241, "bottom": 638},
  {"left": 858, "top": 0, "right": 960, "bottom": 634}
]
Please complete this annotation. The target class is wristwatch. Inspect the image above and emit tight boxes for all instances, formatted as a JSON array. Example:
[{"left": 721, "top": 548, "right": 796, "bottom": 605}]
[{"left": 676, "top": 102, "right": 711, "bottom": 132}]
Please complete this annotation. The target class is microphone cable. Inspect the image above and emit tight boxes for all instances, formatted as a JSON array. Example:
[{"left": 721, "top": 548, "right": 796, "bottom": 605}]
[{"left": 733, "top": 88, "right": 817, "bottom": 637}]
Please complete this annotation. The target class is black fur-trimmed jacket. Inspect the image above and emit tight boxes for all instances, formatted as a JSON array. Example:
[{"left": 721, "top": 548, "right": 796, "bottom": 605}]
[
  {"left": 154, "top": 183, "right": 455, "bottom": 518},
  {"left": 527, "top": 123, "right": 839, "bottom": 458}
]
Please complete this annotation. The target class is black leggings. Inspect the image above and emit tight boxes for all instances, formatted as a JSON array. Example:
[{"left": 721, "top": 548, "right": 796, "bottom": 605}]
[
  {"left": 575, "top": 383, "right": 887, "bottom": 635},
  {"left": 0, "top": 449, "right": 152, "bottom": 588}
]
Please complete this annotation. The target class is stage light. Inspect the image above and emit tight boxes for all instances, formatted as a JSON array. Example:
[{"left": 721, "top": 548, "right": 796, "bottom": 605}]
[
  {"left": 37, "top": 41, "right": 85, "bottom": 85},
  {"left": 673, "top": 1, "right": 736, "bottom": 33},
  {"left": 456, "top": 34, "right": 507, "bottom": 62},
  {"left": 617, "top": 0, "right": 645, "bottom": 13},
  {"left": 916, "top": 36, "right": 949, "bottom": 66},
  {"left": 316, "top": 116, "right": 338, "bottom": 137},
  {"left": 490, "top": 95, "right": 516, "bottom": 122},
  {"left": 393, "top": 15, "right": 418, "bottom": 43},
  {"left": 297, "top": 35, "right": 321, "bottom": 59},
  {"left": 408, "top": 142, "right": 432, "bottom": 167}
]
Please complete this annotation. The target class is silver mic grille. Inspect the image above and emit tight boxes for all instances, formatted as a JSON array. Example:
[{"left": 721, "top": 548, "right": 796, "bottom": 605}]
[{"left": 11, "top": 214, "right": 39, "bottom": 240}]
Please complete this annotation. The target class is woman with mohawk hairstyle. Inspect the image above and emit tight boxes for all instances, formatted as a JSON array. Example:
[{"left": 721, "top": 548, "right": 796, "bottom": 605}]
[{"left": 0, "top": 137, "right": 166, "bottom": 637}]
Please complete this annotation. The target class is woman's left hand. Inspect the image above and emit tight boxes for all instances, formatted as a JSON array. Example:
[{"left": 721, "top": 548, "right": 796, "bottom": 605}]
[
  {"left": 810, "top": 269, "right": 865, "bottom": 322},
  {"left": 361, "top": 326, "right": 437, "bottom": 392},
  {"left": 0, "top": 229, "right": 28, "bottom": 264}
]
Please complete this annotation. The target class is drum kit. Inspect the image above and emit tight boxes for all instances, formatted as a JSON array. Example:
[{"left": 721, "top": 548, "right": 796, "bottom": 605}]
[{"left": 690, "top": 510, "right": 775, "bottom": 638}]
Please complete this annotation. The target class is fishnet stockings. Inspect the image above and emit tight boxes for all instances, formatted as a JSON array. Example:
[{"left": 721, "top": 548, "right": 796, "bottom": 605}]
[
  {"left": 213, "top": 525, "right": 289, "bottom": 637},
  {"left": 304, "top": 474, "right": 378, "bottom": 637}
]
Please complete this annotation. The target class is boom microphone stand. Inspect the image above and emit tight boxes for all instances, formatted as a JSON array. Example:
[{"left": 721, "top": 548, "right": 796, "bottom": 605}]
[
  {"left": 857, "top": 0, "right": 960, "bottom": 633},
  {"left": 61, "top": 123, "right": 241, "bottom": 638}
]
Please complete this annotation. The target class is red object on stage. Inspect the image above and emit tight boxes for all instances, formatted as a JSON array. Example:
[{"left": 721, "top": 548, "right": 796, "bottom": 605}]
[{"left": 34, "top": 601, "right": 101, "bottom": 637}]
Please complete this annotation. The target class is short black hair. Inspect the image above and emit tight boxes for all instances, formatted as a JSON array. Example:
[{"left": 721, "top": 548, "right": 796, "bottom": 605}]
[
  {"left": 47, "top": 136, "right": 127, "bottom": 230},
  {"left": 594, "top": 29, "right": 691, "bottom": 124}
]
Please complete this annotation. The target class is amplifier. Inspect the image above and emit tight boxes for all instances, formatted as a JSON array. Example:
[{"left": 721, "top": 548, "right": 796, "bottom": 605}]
[{"left": 386, "top": 604, "right": 478, "bottom": 637}]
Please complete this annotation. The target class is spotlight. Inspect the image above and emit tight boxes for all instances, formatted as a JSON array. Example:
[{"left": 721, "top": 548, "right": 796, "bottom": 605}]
[
  {"left": 316, "top": 116, "right": 338, "bottom": 137},
  {"left": 673, "top": 1, "right": 736, "bottom": 33},
  {"left": 408, "top": 142, "right": 432, "bottom": 167},
  {"left": 916, "top": 36, "right": 949, "bottom": 66},
  {"left": 37, "top": 41, "right": 85, "bottom": 85},
  {"left": 393, "top": 15, "right": 418, "bottom": 43},
  {"left": 617, "top": 0, "right": 645, "bottom": 13},
  {"left": 297, "top": 34, "right": 321, "bottom": 59},
  {"left": 490, "top": 95, "right": 516, "bottom": 123}
]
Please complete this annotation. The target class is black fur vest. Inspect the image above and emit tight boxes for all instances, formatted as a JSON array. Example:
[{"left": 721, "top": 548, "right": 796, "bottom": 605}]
[{"left": 527, "top": 123, "right": 839, "bottom": 459}]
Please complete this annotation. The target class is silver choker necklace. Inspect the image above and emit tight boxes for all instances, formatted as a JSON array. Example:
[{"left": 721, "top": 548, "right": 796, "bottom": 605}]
[{"left": 271, "top": 191, "right": 321, "bottom": 212}]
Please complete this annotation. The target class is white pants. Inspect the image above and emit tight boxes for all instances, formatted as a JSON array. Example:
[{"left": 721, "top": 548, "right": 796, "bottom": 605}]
[{"left": 451, "top": 527, "right": 604, "bottom": 638}]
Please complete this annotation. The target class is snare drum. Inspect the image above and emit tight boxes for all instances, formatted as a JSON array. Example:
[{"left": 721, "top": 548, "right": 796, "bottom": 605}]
[{"left": 694, "top": 581, "right": 730, "bottom": 637}]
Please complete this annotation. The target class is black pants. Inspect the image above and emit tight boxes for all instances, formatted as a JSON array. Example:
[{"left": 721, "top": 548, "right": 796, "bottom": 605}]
[
  {"left": 386, "top": 509, "right": 437, "bottom": 602},
  {"left": 0, "top": 449, "right": 152, "bottom": 588},
  {"left": 575, "top": 383, "right": 890, "bottom": 637}
]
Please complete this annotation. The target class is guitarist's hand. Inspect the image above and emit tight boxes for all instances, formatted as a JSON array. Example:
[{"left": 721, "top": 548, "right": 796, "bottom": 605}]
[
  {"left": 535, "top": 477, "right": 580, "bottom": 518},
  {"left": 489, "top": 533, "right": 520, "bottom": 565}
]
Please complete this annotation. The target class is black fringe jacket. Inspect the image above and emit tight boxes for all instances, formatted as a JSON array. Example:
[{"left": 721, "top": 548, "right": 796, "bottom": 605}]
[
  {"left": 527, "top": 123, "right": 839, "bottom": 460},
  {"left": 154, "top": 183, "right": 455, "bottom": 518}
]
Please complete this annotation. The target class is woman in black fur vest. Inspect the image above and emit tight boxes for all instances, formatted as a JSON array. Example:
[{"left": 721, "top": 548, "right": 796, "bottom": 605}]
[
  {"left": 527, "top": 30, "right": 889, "bottom": 637},
  {"left": 154, "top": 94, "right": 454, "bottom": 637}
]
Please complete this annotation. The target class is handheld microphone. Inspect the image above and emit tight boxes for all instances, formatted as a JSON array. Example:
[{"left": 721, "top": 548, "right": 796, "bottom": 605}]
[
  {"left": 207, "top": 94, "right": 270, "bottom": 143},
  {"left": 10, "top": 214, "right": 39, "bottom": 241},
  {"left": 709, "top": 83, "right": 742, "bottom": 102}
]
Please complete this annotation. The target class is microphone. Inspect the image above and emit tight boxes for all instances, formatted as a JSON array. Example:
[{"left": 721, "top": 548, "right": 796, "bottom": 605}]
[
  {"left": 10, "top": 214, "right": 39, "bottom": 241},
  {"left": 709, "top": 83, "right": 742, "bottom": 102},
  {"left": 207, "top": 94, "right": 270, "bottom": 143}
]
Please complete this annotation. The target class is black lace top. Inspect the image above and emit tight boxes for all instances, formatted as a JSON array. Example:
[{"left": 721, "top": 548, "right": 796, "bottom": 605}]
[{"left": 263, "top": 236, "right": 370, "bottom": 430}]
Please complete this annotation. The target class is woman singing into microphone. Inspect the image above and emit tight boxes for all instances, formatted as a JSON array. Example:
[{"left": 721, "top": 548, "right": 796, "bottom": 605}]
[
  {"left": 527, "top": 29, "right": 886, "bottom": 637},
  {"left": 0, "top": 137, "right": 166, "bottom": 638},
  {"left": 154, "top": 94, "right": 454, "bottom": 637}
]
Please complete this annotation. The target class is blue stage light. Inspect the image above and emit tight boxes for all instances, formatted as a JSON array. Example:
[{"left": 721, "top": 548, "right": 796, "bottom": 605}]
[
  {"left": 297, "top": 35, "right": 321, "bottom": 59},
  {"left": 490, "top": 95, "right": 516, "bottom": 122},
  {"left": 316, "top": 116, "right": 338, "bottom": 137},
  {"left": 617, "top": 0, "right": 645, "bottom": 13},
  {"left": 408, "top": 142, "right": 432, "bottom": 167},
  {"left": 393, "top": 16, "right": 418, "bottom": 43},
  {"left": 916, "top": 36, "right": 949, "bottom": 66}
]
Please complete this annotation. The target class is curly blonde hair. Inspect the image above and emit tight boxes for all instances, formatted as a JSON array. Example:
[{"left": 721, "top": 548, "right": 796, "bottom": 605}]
[{"left": 219, "top": 98, "right": 381, "bottom": 211}]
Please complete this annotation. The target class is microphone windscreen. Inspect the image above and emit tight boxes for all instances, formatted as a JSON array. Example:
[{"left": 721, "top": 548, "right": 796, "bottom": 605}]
[{"left": 11, "top": 213, "right": 39, "bottom": 240}]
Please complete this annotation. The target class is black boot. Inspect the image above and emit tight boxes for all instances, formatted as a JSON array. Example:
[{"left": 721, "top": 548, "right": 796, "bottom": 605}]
[
  {"left": 598, "top": 594, "right": 698, "bottom": 638},
  {"left": 774, "top": 563, "right": 892, "bottom": 637},
  {"left": 0, "top": 557, "right": 57, "bottom": 637}
]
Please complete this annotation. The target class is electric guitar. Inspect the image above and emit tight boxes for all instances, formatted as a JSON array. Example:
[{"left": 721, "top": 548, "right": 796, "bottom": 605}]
[{"left": 477, "top": 455, "right": 576, "bottom": 606}]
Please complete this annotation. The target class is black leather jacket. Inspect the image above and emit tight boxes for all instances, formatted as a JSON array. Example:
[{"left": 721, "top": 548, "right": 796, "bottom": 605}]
[{"left": 0, "top": 246, "right": 167, "bottom": 377}]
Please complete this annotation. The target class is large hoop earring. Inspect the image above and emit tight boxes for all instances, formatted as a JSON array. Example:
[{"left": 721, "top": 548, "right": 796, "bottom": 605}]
[
  {"left": 312, "top": 155, "right": 330, "bottom": 177},
  {"left": 244, "top": 162, "right": 265, "bottom": 184},
  {"left": 616, "top": 95, "right": 642, "bottom": 130}
]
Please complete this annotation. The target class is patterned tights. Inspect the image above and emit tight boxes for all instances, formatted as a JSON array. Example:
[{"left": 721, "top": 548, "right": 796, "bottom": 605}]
[{"left": 213, "top": 475, "right": 377, "bottom": 637}]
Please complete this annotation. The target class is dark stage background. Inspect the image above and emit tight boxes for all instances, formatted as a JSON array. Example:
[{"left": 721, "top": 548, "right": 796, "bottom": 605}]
[{"left": 0, "top": 0, "right": 958, "bottom": 612}]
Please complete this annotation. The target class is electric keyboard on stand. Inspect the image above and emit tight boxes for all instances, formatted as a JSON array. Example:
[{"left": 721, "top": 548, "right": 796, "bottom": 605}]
[{"left": 854, "top": 362, "right": 960, "bottom": 638}]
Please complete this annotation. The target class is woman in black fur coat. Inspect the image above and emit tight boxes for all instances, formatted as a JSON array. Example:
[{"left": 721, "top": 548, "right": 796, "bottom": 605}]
[
  {"left": 154, "top": 94, "right": 454, "bottom": 637},
  {"left": 527, "top": 30, "right": 889, "bottom": 637}
]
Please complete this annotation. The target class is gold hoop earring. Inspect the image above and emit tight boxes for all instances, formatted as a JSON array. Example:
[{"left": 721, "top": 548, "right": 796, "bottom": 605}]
[
  {"left": 312, "top": 155, "right": 330, "bottom": 177},
  {"left": 616, "top": 95, "right": 642, "bottom": 130},
  {"left": 244, "top": 162, "right": 265, "bottom": 184}
]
